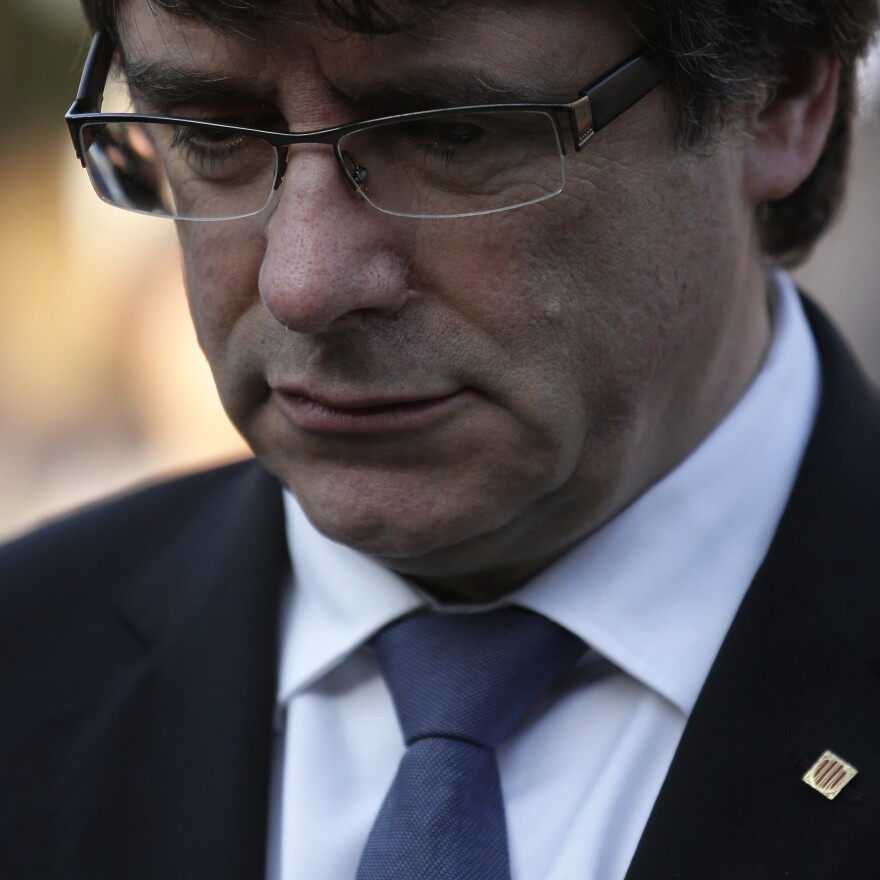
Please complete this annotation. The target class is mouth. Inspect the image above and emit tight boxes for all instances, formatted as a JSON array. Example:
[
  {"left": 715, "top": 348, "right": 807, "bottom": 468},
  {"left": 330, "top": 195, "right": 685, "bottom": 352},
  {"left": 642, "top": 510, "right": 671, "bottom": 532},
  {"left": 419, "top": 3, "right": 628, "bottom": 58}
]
[{"left": 274, "top": 388, "right": 470, "bottom": 434}]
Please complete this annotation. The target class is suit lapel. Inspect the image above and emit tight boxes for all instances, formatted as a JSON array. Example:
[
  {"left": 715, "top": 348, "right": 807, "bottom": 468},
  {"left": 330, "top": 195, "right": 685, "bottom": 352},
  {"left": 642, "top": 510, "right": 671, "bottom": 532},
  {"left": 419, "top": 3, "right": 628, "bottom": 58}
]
[
  {"left": 626, "top": 300, "right": 880, "bottom": 878},
  {"left": 50, "top": 463, "right": 288, "bottom": 880},
  {"left": 625, "top": 565, "right": 880, "bottom": 879}
]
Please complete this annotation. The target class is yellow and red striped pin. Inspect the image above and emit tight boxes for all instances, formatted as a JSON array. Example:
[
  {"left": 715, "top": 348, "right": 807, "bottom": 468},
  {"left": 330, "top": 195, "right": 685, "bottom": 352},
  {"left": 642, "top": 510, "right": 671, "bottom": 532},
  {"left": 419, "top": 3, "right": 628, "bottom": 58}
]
[{"left": 803, "top": 750, "right": 858, "bottom": 800}]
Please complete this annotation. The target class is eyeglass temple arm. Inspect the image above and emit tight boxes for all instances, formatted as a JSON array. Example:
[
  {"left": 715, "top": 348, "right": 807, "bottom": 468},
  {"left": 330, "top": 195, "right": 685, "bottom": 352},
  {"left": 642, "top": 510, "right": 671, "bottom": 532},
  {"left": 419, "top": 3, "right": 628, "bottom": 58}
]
[
  {"left": 568, "top": 49, "right": 670, "bottom": 150},
  {"left": 66, "top": 29, "right": 116, "bottom": 163}
]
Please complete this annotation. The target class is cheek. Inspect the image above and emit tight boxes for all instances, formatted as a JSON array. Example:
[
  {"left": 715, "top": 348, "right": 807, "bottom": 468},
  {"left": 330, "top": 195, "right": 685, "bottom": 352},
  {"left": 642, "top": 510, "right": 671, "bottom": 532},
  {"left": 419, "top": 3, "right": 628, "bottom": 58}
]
[
  {"left": 417, "top": 205, "right": 630, "bottom": 405},
  {"left": 412, "top": 189, "right": 694, "bottom": 461},
  {"left": 408, "top": 216, "right": 602, "bottom": 463},
  {"left": 178, "top": 223, "right": 265, "bottom": 354},
  {"left": 412, "top": 208, "right": 582, "bottom": 347},
  {"left": 177, "top": 223, "right": 275, "bottom": 431}
]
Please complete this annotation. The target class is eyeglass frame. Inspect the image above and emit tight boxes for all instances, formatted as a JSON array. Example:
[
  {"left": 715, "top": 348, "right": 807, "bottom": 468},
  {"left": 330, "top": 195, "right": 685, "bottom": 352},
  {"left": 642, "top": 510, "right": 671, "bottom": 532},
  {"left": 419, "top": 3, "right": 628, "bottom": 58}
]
[{"left": 65, "top": 28, "right": 669, "bottom": 220}]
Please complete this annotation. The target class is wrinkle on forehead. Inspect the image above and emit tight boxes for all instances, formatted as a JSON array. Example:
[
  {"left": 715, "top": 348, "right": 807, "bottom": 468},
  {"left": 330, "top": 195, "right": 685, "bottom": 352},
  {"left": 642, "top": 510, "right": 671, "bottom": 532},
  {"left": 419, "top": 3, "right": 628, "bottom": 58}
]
[
  {"left": 116, "top": 0, "right": 462, "bottom": 67},
  {"left": 113, "top": 1, "right": 444, "bottom": 86},
  {"left": 116, "top": 0, "right": 638, "bottom": 128},
  {"left": 116, "top": 0, "right": 466, "bottom": 41}
]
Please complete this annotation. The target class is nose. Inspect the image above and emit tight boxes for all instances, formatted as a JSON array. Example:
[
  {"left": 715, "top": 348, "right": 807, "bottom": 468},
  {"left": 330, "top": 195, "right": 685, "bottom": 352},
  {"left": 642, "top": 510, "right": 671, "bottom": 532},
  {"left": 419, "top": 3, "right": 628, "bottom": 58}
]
[{"left": 258, "top": 149, "right": 414, "bottom": 334}]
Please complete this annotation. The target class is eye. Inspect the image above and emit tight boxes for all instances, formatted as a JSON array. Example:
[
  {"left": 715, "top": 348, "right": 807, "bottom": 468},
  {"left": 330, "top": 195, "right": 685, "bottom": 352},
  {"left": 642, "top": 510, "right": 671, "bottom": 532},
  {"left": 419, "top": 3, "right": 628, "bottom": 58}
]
[
  {"left": 433, "top": 122, "right": 483, "bottom": 145},
  {"left": 160, "top": 122, "right": 271, "bottom": 181},
  {"left": 393, "top": 118, "right": 486, "bottom": 149},
  {"left": 169, "top": 123, "right": 246, "bottom": 156},
  {"left": 394, "top": 119, "right": 489, "bottom": 162}
]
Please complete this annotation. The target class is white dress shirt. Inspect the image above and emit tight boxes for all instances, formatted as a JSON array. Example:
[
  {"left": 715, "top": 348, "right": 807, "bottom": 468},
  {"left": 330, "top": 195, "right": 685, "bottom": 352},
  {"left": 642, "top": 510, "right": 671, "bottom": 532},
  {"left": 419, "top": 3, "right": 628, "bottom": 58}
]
[{"left": 266, "top": 271, "right": 820, "bottom": 880}]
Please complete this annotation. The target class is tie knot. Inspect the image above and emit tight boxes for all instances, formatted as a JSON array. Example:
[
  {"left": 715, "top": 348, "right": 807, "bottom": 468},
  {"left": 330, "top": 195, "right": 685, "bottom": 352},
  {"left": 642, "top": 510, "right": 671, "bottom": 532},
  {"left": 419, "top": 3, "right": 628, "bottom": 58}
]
[{"left": 372, "top": 607, "right": 585, "bottom": 748}]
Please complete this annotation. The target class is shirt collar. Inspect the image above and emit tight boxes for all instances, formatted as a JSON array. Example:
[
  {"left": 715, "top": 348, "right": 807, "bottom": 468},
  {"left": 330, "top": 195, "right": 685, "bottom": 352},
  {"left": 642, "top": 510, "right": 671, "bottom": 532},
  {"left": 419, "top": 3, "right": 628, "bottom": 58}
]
[
  {"left": 276, "top": 493, "right": 423, "bottom": 701},
  {"left": 515, "top": 271, "right": 820, "bottom": 712},
  {"left": 277, "top": 271, "right": 820, "bottom": 715}
]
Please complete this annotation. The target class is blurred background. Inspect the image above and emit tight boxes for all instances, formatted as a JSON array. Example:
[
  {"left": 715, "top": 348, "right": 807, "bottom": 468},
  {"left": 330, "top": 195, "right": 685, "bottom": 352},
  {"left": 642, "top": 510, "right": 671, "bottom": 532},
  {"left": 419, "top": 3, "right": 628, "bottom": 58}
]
[{"left": 1, "top": 0, "right": 879, "bottom": 540}]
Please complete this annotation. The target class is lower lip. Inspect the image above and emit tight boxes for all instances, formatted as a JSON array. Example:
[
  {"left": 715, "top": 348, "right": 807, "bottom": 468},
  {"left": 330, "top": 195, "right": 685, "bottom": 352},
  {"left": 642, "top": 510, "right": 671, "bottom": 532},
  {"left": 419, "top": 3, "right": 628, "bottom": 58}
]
[{"left": 275, "top": 390, "right": 469, "bottom": 434}]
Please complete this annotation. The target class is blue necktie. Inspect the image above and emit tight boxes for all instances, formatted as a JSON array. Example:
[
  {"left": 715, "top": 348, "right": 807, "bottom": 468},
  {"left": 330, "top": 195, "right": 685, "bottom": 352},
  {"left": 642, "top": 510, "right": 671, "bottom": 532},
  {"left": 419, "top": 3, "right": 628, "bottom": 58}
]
[{"left": 356, "top": 606, "right": 586, "bottom": 880}]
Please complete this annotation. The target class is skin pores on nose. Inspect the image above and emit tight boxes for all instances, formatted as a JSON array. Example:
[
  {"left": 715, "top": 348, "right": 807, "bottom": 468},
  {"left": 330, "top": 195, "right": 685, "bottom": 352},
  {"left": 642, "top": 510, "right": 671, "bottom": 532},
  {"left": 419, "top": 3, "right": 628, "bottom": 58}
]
[{"left": 258, "top": 215, "right": 418, "bottom": 332}]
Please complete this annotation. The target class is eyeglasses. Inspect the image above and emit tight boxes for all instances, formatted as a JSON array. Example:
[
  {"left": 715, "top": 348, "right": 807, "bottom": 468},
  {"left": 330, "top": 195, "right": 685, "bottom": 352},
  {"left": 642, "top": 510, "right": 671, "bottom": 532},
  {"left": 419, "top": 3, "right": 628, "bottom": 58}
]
[{"left": 66, "top": 30, "right": 668, "bottom": 221}]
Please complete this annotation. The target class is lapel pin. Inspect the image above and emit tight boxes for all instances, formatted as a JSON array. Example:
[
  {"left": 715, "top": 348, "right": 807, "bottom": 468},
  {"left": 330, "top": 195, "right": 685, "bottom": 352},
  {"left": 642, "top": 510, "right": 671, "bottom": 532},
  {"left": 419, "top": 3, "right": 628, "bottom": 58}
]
[{"left": 802, "top": 750, "right": 857, "bottom": 800}]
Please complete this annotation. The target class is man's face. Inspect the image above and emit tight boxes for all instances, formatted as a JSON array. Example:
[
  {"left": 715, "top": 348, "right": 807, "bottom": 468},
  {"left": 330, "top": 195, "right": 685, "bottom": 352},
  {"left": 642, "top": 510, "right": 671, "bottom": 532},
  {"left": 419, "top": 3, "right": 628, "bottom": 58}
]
[{"left": 120, "top": 0, "right": 769, "bottom": 597}]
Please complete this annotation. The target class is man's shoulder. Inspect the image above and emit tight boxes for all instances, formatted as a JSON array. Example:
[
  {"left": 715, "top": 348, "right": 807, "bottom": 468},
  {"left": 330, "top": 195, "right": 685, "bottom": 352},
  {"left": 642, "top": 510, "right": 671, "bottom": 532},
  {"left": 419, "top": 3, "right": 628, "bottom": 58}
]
[
  {"left": 1, "top": 458, "right": 273, "bottom": 577},
  {"left": 0, "top": 459, "right": 287, "bottom": 865},
  {"left": 0, "top": 459, "right": 284, "bottom": 662},
  {"left": 0, "top": 457, "right": 286, "bottom": 718},
  {"left": 766, "top": 295, "right": 880, "bottom": 658}
]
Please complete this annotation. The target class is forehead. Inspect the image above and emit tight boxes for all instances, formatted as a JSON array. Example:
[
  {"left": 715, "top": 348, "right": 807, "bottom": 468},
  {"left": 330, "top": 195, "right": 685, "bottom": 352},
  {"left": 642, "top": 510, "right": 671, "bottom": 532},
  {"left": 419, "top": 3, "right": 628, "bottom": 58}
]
[{"left": 116, "top": 0, "right": 637, "bottom": 107}]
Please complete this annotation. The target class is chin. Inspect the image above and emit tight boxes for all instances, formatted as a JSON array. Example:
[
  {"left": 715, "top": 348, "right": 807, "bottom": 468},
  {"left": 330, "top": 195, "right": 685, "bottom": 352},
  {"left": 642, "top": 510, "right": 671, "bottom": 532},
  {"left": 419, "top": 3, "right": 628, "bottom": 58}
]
[
  {"left": 296, "top": 478, "right": 519, "bottom": 562},
  {"left": 306, "top": 503, "right": 477, "bottom": 560}
]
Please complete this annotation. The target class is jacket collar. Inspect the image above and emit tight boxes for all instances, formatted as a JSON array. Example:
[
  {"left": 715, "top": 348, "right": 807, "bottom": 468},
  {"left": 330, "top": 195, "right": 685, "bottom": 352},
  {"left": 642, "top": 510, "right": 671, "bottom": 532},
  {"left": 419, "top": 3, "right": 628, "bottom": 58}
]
[{"left": 50, "top": 462, "right": 288, "bottom": 880}]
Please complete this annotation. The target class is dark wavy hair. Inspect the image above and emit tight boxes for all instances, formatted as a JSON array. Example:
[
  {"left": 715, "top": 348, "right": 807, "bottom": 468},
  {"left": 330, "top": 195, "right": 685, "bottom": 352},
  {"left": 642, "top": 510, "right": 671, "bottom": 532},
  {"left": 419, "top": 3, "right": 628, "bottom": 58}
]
[{"left": 80, "top": 0, "right": 879, "bottom": 265}]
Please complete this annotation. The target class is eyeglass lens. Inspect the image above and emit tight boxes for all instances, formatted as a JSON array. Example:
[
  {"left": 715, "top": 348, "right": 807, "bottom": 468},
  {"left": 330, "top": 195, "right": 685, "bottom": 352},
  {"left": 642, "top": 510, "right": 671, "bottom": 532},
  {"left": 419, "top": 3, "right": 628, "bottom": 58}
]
[{"left": 79, "top": 111, "right": 565, "bottom": 221}]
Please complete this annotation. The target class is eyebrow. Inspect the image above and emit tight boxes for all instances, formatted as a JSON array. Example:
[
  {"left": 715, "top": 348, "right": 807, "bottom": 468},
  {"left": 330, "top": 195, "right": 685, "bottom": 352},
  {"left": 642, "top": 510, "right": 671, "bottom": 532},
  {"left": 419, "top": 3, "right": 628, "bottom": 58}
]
[
  {"left": 122, "top": 58, "right": 565, "bottom": 118},
  {"left": 347, "top": 73, "right": 553, "bottom": 111},
  {"left": 123, "top": 60, "right": 278, "bottom": 108}
]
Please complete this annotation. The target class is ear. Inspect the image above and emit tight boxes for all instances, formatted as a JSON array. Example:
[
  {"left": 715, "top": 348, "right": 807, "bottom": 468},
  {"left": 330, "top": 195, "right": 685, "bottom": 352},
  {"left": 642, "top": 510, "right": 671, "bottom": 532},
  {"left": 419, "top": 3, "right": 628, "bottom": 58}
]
[{"left": 743, "top": 52, "right": 840, "bottom": 205}]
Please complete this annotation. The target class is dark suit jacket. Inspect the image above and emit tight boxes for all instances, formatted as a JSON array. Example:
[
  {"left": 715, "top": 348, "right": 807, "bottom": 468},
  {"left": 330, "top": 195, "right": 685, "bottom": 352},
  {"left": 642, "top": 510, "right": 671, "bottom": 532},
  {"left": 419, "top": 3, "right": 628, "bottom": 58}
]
[{"left": 2, "top": 299, "right": 879, "bottom": 879}]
